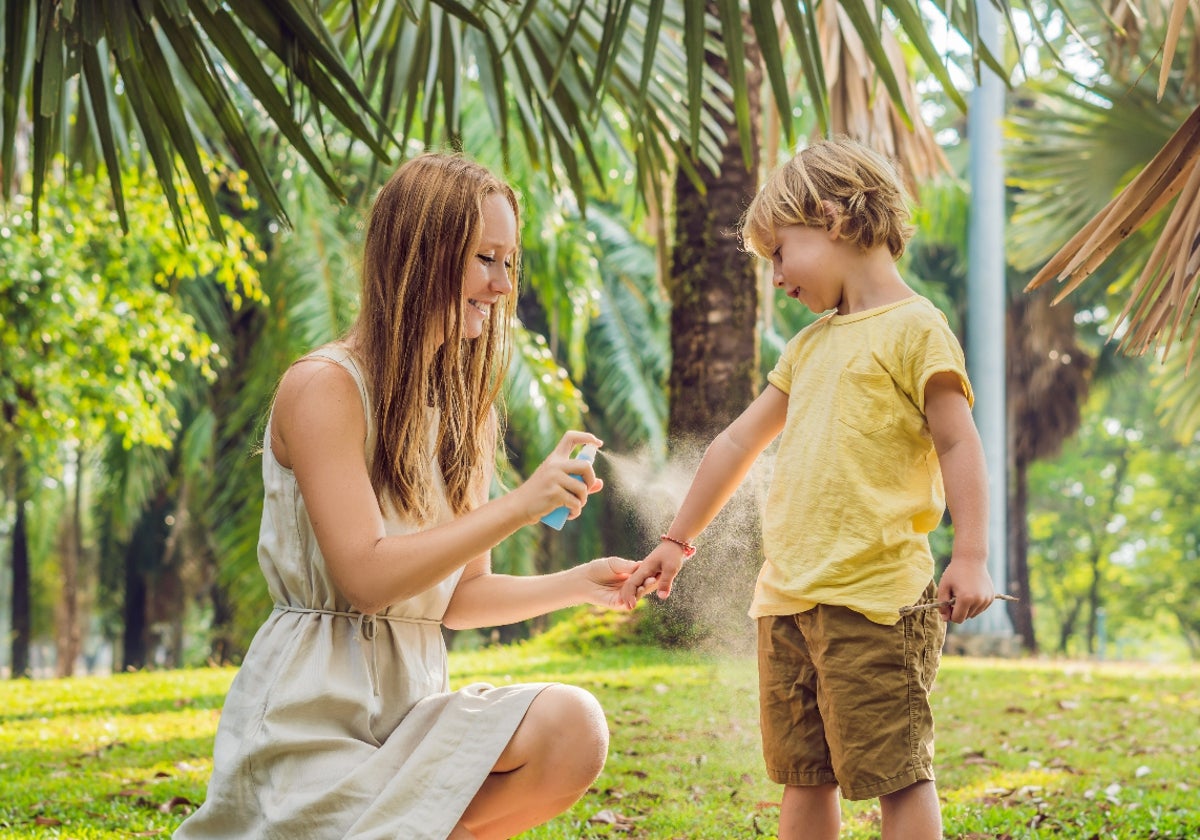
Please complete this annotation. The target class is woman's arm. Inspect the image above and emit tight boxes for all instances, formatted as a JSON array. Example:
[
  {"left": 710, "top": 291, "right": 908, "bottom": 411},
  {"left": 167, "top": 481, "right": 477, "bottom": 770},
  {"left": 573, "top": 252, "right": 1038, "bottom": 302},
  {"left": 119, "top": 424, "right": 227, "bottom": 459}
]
[
  {"left": 442, "top": 556, "right": 640, "bottom": 630},
  {"left": 275, "top": 359, "right": 601, "bottom": 615}
]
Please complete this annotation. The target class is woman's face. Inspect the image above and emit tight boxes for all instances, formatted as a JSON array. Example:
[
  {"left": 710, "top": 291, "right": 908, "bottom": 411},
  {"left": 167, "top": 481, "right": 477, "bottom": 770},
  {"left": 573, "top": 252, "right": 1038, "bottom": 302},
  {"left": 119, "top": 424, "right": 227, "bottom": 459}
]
[{"left": 461, "top": 193, "right": 517, "bottom": 340}]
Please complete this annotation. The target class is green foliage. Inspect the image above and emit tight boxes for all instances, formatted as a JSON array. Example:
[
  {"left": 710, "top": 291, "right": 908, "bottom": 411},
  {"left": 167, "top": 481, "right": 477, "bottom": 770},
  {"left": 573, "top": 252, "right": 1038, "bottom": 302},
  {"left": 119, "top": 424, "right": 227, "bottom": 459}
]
[
  {"left": 2, "top": 652, "right": 1198, "bottom": 838},
  {"left": 0, "top": 161, "right": 265, "bottom": 671},
  {"left": 0, "top": 166, "right": 261, "bottom": 463},
  {"left": 534, "top": 603, "right": 655, "bottom": 653},
  {"left": 1027, "top": 363, "right": 1200, "bottom": 659}
]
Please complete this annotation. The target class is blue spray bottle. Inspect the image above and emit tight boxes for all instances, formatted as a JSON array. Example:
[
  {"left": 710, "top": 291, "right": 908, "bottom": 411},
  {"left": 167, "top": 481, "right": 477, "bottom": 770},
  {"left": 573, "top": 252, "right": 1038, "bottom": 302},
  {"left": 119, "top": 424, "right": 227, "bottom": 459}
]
[{"left": 540, "top": 444, "right": 599, "bottom": 530}]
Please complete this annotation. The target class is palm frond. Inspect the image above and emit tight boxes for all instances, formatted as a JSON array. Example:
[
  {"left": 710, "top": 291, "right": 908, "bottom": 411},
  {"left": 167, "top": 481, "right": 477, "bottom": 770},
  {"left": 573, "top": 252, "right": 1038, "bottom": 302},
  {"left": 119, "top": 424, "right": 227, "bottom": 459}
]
[
  {"left": 501, "top": 325, "right": 589, "bottom": 476},
  {"left": 815, "top": 0, "right": 949, "bottom": 186},
  {"left": 1026, "top": 102, "right": 1200, "bottom": 360},
  {"left": 1, "top": 0, "right": 391, "bottom": 237},
  {"left": 1152, "top": 338, "right": 1200, "bottom": 440},
  {"left": 581, "top": 205, "right": 669, "bottom": 456}
]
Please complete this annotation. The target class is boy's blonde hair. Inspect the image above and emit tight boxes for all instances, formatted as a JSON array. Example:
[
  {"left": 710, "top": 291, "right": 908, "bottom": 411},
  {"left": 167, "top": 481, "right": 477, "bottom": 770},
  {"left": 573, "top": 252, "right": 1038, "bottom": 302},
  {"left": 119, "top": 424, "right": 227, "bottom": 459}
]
[{"left": 741, "top": 136, "right": 914, "bottom": 260}]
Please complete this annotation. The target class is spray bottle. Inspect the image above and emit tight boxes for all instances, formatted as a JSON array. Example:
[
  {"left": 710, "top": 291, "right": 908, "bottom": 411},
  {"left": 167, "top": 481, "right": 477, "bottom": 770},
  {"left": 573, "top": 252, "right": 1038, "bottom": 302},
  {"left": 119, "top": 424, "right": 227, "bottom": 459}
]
[{"left": 540, "top": 444, "right": 599, "bottom": 530}]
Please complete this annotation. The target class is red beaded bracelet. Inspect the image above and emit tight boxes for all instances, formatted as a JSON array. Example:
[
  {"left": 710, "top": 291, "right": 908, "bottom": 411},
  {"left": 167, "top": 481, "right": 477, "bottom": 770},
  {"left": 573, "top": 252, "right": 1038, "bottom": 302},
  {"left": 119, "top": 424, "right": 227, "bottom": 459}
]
[{"left": 660, "top": 534, "right": 697, "bottom": 558}]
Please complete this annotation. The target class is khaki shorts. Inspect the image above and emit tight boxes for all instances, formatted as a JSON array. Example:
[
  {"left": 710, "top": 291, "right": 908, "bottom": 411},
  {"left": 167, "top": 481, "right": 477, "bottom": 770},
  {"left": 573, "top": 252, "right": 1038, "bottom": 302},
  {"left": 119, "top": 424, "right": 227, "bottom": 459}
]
[{"left": 757, "top": 582, "right": 945, "bottom": 801}]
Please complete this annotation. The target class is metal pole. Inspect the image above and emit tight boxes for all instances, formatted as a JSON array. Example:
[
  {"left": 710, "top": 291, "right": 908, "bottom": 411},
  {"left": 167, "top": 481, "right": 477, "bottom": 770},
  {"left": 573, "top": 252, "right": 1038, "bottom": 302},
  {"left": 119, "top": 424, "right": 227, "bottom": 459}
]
[{"left": 964, "top": 0, "right": 1014, "bottom": 638}]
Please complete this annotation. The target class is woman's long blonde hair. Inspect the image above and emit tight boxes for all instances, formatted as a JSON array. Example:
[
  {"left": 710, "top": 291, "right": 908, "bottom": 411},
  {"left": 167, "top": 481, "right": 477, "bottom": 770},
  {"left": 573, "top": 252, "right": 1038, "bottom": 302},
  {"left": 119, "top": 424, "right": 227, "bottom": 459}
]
[{"left": 348, "top": 153, "right": 518, "bottom": 522}]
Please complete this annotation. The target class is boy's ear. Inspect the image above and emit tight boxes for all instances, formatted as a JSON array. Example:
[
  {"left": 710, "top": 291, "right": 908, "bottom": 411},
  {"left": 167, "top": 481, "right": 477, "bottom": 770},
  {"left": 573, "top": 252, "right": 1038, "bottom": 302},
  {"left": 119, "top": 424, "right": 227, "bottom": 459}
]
[{"left": 821, "top": 200, "right": 845, "bottom": 236}]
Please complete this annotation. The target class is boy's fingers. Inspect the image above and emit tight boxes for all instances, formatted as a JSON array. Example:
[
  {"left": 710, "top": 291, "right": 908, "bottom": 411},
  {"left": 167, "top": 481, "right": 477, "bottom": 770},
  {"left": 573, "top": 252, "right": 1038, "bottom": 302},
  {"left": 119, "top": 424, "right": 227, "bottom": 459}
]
[{"left": 634, "top": 577, "right": 658, "bottom": 598}]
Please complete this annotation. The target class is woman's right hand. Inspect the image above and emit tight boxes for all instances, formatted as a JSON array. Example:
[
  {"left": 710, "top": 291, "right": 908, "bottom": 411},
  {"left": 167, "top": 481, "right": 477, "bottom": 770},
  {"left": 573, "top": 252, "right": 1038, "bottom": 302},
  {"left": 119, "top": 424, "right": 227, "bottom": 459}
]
[{"left": 512, "top": 431, "right": 604, "bottom": 524}]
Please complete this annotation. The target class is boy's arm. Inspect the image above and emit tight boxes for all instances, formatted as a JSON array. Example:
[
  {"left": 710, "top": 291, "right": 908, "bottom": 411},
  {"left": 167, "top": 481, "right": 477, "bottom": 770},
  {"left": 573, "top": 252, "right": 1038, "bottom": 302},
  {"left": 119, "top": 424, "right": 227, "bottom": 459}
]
[
  {"left": 618, "top": 385, "right": 789, "bottom": 608},
  {"left": 925, "top": 371, "right": 995, "bottom": 623}
]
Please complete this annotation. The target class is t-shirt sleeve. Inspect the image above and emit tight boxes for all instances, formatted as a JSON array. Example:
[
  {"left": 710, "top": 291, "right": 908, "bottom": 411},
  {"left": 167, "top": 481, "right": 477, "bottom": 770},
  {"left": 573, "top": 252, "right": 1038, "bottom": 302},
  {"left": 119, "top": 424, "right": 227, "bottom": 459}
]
[
  {"left": 767, "top": 332, "right": 801, "bottom": 395},
  {"left": 900, "top": 309, "right": 974, "bottom": 412}
]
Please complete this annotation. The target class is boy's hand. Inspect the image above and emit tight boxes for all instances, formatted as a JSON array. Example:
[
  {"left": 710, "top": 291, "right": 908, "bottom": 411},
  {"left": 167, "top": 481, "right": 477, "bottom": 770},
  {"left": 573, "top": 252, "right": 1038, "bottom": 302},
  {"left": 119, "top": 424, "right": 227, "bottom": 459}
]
[
  {"left": 617, "top": 542, "right": 687, "bottom": 609},
  {"left": 936, "top": 559, "right": 995, "bottom": 623},
  {"left": 581, "top": 557, "right": 656, "bottom": 610}
]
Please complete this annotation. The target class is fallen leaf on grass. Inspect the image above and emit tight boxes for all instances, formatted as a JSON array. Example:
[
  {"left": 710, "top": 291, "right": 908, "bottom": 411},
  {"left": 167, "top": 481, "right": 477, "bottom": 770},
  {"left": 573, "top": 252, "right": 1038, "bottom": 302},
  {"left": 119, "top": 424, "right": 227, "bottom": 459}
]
[
  {"left": 160, "top": 796, "right": 197, "bottom": 814},
  {"left": 114, "top": 788, "right": 153, "bottom": 798},
  {"left": 960, "top": 748, "right": 1000, "bottom": 767},
  {"left": 588, "top": 808, "right": 638, "bottom": 830},
  {"left": 33, "top": 817, "right": 62, "bottom": 827}
]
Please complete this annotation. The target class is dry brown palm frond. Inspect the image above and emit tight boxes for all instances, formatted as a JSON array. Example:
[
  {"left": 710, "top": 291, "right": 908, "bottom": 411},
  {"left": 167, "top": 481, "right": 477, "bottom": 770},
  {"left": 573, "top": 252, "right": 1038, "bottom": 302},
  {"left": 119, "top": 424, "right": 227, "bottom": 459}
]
[
  {"left": 1184, "top": 5, "right": 1200, "bottom": 99},
  {"left": 1158, "top": 0, "right": 1192, "bottom": 99},
  {"left": 1115, "top": 156, "right": 1200, "bottom": 363},
  {"left": 815, "top": 0, "right": 949, "bottom": 191},
  {"left": 1027, "top": 104, "right": 1200, "bottom": 294},
  {"left": 1027, "top": 104, "right": 1200, "bottom": 365},
  {"left": 1105, "top": 0, "right": 1145, "bottom": 78}
]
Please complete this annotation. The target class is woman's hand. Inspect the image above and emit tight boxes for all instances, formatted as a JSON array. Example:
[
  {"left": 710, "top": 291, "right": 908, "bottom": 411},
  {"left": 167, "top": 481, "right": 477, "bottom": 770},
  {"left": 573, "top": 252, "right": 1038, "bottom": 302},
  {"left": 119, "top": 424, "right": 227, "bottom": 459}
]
[
  {"left": 580, "top": 557, "right": 657, "bottom": 610},
  {"left": 511, "top": 431, "right": 604, "bottom": 525}
]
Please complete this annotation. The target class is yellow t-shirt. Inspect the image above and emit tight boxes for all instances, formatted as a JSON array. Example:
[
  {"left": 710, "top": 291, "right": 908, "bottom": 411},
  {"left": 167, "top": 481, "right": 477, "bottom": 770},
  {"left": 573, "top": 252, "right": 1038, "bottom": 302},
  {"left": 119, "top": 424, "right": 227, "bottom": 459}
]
[{"left": 752, "top": 295, "right": 973, "bottom": 625}]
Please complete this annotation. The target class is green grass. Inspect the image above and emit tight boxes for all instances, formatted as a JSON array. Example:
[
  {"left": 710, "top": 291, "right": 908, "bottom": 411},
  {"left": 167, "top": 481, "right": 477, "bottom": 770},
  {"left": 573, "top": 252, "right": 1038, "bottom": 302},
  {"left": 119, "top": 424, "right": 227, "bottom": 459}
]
[{"left": 1, "top": 641, "right": 1197, "bottom": 839}]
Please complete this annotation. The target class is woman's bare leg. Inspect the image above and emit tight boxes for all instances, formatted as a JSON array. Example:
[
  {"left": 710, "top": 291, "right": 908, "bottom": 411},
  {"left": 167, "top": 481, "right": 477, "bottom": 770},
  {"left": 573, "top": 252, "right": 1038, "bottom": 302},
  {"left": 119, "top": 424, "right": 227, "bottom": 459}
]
[{"left": 453, "top": 685, "right": 608, "bottom": 840}]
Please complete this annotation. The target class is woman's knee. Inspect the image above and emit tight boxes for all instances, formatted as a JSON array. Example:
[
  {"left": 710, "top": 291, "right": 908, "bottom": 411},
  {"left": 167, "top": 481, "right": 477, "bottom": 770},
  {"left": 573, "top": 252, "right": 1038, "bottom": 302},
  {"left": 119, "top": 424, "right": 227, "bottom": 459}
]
[{"left": 535, "top": 685, "right": 608, "bottom": 782}]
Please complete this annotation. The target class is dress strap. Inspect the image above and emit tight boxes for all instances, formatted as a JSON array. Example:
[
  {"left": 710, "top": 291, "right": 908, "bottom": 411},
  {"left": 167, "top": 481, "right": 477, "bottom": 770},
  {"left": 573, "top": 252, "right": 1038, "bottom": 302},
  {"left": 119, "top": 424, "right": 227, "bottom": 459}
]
[{"left": 273, "top": 605, "right": 441, "bottom": 696}]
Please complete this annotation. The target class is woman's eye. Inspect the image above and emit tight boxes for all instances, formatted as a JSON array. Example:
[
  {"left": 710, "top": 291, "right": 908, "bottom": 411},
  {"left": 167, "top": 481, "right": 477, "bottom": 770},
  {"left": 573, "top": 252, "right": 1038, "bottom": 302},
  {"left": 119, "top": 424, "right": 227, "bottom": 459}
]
[{"left": 478, "top": 254, "right": 496, "bottom": 264}]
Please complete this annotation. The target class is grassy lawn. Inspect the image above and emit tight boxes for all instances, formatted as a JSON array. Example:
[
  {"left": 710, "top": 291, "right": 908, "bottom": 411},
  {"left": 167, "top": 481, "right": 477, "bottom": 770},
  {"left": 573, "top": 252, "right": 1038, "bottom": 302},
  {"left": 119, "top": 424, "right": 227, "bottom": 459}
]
[{"left": 1, "top": 637, "right": 1197, "bottom": 839}]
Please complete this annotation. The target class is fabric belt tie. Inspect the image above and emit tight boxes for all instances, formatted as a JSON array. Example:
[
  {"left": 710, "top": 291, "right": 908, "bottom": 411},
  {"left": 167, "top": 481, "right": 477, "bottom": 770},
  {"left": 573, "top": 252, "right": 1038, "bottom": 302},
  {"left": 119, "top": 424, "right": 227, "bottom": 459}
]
[{"left": 272, "top": 605, "right": 440, "bottom": 696}]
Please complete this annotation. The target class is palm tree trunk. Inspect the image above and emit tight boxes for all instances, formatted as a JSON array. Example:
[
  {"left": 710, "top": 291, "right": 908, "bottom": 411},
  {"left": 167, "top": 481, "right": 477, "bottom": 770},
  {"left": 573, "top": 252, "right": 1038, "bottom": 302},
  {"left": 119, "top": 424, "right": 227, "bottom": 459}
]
[{"left": 658, "top": 5, "right": 762, "bottom": 646}]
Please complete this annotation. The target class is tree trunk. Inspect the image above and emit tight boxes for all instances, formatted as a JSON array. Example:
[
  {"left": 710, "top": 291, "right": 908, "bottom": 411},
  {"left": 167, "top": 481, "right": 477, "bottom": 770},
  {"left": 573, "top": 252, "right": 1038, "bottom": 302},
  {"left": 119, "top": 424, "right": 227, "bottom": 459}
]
[
  {"left": 122, "top": 492, "right": 172, "bottom": 670},
  {"left": 9, "top": 455, "right": 31, "bottom": 679},
  {"left": 667, "top": 54, "right": 761, "bottom": 438},
  {"left": 55, "top": 446, "right": 85, "bottom": 677},
  {"left": 657, "top": 6, "right": 762, "bottom": 647},
  {"left": 1007, "top": 458, "right": 1037, "bottom": 653},
  {"left": 1005, "top": 291, "right": 1091, "bottom": 655},
  {"left": 1058, "top": 599, "right": 1081, "bottom": 654}
]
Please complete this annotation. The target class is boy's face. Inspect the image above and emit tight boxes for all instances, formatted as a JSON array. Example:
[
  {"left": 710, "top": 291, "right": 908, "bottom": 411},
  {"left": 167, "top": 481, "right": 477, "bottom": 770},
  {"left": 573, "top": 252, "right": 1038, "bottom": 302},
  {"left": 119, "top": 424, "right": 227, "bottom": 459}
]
[{"left": 770, "top": 223, "right": 844, "bottom": 314}]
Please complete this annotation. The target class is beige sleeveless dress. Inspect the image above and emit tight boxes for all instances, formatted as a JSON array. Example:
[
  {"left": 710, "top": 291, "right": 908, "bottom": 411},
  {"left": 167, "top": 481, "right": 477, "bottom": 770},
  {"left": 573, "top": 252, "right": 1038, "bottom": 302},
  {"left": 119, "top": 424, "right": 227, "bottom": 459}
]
[{"left": 175, "top": 345, "right": 549, "bottom": 840}]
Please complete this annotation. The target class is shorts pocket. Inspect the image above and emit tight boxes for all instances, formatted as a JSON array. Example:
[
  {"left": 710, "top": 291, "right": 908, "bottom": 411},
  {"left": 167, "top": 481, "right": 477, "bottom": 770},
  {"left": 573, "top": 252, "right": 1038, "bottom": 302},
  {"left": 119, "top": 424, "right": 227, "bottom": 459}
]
[{"left": 836, "top": 370, "right": 895, "bottom": 436}]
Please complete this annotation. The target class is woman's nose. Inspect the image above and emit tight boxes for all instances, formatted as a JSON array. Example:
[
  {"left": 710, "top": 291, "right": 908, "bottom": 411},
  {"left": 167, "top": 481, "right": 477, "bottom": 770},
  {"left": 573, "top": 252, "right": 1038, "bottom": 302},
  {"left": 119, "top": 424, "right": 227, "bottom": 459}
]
[{"left": 493, "top": 270, "right": 514, "bottom": 295}]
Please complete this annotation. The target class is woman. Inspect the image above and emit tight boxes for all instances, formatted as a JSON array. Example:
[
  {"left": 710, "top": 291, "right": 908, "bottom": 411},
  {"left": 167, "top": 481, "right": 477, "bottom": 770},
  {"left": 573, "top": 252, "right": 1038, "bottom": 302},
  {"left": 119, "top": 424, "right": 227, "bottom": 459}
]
[{"left": 175, "top": 154, "right": 647, "bottom": 840}]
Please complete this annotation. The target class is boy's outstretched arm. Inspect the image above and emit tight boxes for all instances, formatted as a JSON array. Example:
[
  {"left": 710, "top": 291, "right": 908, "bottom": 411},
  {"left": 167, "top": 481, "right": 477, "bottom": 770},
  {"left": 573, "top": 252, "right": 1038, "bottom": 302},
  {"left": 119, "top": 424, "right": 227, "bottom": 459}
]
[
  {"left": 925, "top": 371, "right": 995, "bottom": 623},
  {"left": 618, "top": 385, "right": 788, "bottom": 608}
]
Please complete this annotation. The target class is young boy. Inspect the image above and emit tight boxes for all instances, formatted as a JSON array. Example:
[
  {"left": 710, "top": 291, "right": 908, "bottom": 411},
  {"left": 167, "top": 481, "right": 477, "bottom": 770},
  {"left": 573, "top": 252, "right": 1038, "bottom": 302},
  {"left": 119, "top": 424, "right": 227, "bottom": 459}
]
[{"left": 619, "top": 136, "right": 996, "bottom": 839}]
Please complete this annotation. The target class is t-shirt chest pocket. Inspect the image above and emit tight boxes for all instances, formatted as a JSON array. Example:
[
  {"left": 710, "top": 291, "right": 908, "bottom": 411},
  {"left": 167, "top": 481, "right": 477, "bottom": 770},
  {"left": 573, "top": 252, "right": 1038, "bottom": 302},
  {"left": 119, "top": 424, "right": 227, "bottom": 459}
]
[{"left": 835, "top": 370, "right": 896, "bottom": 436}]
